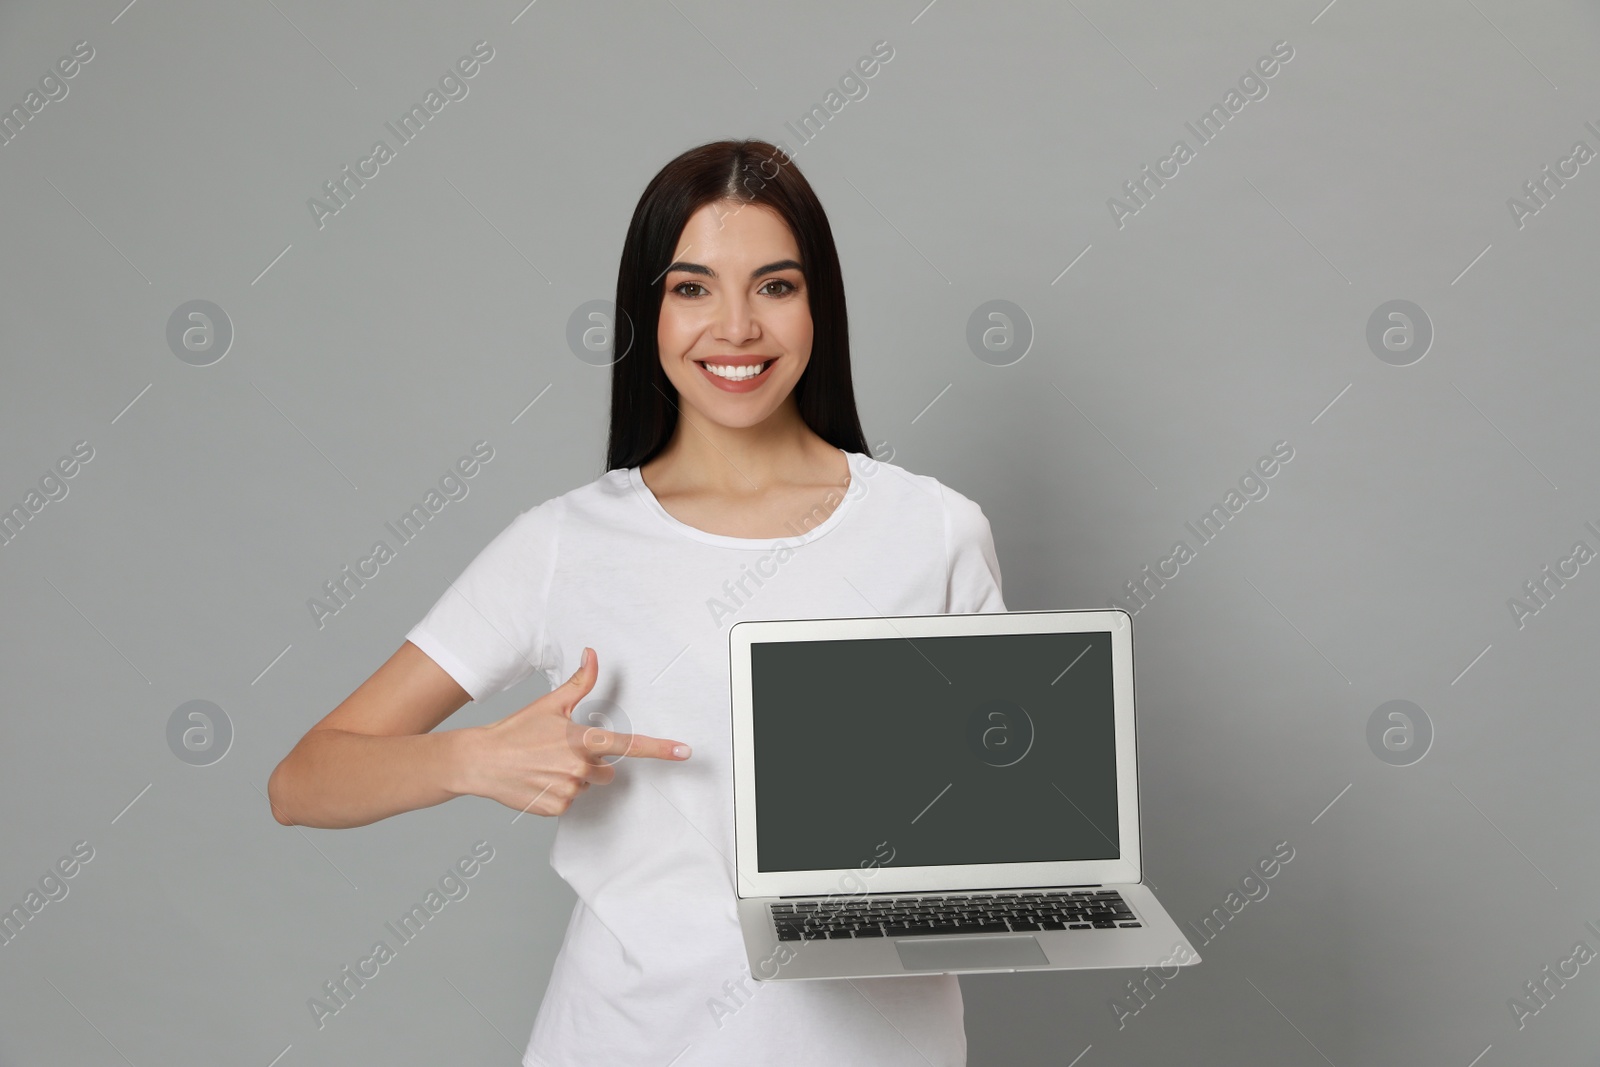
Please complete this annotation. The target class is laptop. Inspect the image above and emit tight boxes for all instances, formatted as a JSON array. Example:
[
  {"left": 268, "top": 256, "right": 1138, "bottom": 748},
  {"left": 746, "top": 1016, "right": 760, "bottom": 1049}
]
[{"left": 728, "top": 607, "right": 1201, "bottom": 979}]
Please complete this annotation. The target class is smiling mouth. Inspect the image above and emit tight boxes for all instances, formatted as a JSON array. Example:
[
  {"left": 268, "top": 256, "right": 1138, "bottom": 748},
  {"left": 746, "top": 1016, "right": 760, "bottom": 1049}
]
[{"left": 696, "top": 359, "right": 774, "bottom": 382}]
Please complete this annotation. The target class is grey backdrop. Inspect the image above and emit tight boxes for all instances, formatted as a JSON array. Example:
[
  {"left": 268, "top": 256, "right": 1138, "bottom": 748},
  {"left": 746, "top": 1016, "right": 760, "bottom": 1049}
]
[{"left": 2, "top": 0, "right": 1597, "bottom": 1064}]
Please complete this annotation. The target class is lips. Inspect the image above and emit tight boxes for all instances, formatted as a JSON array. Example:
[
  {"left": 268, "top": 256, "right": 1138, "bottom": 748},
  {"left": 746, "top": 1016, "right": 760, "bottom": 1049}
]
[{"left": 695, "top": 357, "right": 777, "bottom": 392}]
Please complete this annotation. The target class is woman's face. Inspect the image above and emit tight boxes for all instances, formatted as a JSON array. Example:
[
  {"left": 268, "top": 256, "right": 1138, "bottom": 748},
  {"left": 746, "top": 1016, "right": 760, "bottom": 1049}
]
[{"left": 656, "top": 199, "right": 813, "bottom": 431}]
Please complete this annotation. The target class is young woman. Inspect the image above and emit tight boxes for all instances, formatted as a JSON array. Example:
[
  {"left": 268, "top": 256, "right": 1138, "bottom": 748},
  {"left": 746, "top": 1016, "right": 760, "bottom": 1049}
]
[{"left": 268, "top": 138, "right": 1006, "bottom": 1066}]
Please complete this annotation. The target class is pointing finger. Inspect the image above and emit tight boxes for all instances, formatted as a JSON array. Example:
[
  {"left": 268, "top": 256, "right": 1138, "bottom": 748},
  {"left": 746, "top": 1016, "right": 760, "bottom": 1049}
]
[{"left": 577, "top": 726, "right": 691, "bottom": 762}]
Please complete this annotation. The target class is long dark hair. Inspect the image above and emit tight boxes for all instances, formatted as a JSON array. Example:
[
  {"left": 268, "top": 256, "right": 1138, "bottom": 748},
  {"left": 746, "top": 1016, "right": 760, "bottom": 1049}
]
[{"left": 605, "top": 139, "right": 869, "bottom": 471}]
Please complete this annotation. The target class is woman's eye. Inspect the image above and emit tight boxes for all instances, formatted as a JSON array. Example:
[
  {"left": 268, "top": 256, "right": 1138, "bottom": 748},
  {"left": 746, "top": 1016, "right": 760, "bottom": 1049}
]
[{"left": 670, "top": 279, "right": 797, "bottom": 297}]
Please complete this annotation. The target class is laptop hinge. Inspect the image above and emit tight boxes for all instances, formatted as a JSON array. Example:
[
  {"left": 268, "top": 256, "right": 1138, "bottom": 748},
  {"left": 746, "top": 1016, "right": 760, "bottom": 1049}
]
[{"left": 775, "top": 883, "right": 1104, "bottom": 899}]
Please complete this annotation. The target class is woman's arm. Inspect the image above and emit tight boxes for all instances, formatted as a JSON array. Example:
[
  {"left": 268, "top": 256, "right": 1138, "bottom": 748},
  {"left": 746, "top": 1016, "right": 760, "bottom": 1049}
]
[
  {"left": 266, "top": 641, "right": 477, "bottom": 829},
  {"left": 267, "top": 643, "right": 692, "bottom": 829}
]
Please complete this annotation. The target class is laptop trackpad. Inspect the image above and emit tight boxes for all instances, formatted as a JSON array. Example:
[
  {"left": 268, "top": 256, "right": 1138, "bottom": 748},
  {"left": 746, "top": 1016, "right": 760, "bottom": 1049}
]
[{"left": 895, "top": 935, "right": 1049, "bottom": 971}]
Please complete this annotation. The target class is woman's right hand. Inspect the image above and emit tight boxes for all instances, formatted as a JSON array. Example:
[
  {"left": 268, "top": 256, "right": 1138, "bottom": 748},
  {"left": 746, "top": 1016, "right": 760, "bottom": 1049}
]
[{"left": 458, "top": 647, "right": 692, "bottom": 816}]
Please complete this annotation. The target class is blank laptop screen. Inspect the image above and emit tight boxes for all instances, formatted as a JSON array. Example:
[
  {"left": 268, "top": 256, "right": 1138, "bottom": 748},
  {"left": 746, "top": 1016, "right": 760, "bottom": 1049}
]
[{"left": 749, "top": 629, "right": 1121, "bottom": 874}]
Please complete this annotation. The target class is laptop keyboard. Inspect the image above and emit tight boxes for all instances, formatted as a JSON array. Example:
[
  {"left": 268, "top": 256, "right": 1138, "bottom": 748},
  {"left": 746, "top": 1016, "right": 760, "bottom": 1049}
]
[{"left": 771, "top": 889, "right": 1140, "bottom": 940}]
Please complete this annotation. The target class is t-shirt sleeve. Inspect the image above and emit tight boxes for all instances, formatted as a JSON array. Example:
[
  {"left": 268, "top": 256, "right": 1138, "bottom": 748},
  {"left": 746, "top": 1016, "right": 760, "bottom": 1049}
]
[
  {"left": 940, "top": 482, "right": 1007, "bottom": 614},
  {"left": 404, "top": 497, "right": 562, "bottom": 702}
]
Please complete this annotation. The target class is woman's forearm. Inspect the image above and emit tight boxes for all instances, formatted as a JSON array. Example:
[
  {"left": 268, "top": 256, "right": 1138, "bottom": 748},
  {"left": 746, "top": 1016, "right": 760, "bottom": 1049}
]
[{"left": 268, "top": 726, "right": 477, "bottom": 829}]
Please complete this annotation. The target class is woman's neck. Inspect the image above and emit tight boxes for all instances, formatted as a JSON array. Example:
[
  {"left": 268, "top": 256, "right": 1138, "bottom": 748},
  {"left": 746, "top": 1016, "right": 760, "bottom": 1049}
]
[{"left": 641, "top": 408, "right": 844, "bottom": 496}]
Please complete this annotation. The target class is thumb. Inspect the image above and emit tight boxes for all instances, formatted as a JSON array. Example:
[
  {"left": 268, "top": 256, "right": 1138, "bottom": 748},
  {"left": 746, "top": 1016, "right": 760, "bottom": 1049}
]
[{"left": 557, "top": 646, "right": 597, "bottom": 715}]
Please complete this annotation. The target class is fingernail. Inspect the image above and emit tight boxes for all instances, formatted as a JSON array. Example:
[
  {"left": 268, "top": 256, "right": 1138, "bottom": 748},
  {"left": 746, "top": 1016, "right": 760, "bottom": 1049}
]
[{"left": 672, "top": 744, "right": 691, "bottom": 759}]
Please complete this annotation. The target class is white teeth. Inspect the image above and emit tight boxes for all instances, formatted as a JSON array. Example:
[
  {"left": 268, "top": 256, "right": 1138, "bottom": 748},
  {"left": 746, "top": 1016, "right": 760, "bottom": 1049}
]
[{"left": 702, "top": 361, "right": 769, "bottom": 381}]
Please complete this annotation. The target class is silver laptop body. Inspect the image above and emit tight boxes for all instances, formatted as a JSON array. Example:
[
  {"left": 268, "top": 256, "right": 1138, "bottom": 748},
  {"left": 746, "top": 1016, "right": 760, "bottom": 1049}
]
[{"left": 728, "top": 608, "right": 1201, "bottom": 979}]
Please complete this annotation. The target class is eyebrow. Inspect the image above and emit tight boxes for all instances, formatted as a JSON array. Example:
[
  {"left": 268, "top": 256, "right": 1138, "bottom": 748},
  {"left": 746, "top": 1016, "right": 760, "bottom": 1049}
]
[{"left": 663, "top": 258, "right": 803, "bottom": 280}]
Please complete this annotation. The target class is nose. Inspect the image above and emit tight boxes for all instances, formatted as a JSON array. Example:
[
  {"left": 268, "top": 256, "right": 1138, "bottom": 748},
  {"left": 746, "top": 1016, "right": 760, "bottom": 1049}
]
[{"left": 712, "top": 290, "right": 759, "bottom": 345}]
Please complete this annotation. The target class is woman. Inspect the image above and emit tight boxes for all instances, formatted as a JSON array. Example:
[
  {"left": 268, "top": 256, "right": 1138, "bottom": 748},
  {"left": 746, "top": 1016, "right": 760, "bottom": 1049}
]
[{"left": 267, "top": 138, "right": 1006, "bottom": 1066}]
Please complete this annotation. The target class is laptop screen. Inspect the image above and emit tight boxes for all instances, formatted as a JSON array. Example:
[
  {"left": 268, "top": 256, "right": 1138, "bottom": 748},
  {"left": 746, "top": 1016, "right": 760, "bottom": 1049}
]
[{"left": 749, "top": 629, "right": 1121, "bottom": 874}]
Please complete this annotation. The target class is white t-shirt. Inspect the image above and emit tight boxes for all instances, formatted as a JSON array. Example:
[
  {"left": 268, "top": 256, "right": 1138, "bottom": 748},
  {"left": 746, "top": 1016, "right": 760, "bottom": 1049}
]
[{"left": 406, "top": 448, "right": 1007, "bottom": 1067}]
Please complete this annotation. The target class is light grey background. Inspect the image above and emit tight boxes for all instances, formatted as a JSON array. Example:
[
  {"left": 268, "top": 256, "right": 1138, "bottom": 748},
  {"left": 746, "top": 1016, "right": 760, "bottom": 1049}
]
[{"left": 2, "top": 0, "right": 1596, "bottom": 1064}]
